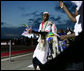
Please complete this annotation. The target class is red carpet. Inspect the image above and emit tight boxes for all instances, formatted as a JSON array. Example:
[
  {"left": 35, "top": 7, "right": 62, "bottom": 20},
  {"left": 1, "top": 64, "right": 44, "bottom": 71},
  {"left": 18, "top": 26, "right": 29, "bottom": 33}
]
[{"left": 1, "top": 49, "right": 34, "bottom": 57}]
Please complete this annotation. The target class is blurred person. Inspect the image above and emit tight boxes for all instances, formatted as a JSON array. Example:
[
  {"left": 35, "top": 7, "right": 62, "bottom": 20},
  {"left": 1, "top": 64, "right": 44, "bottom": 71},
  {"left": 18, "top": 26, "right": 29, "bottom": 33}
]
[
  {"left": 66, "top": 27, "right": 73, "bottom": 35},
  {"left": 57, "top": 29, "right": 67, "bottom": 52},
  {"left": 66, "top": 27, "right": 74, "bottom": 46}
]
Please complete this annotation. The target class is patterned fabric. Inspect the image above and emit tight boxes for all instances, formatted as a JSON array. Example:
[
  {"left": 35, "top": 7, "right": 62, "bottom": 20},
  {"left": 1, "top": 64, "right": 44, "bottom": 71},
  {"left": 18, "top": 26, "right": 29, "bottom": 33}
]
[
  {"left": 21, "top": 27, "right": 34, "bottom": 38},
  {"left": 33, "top": 20, "right": 58, "bottom": 64}
]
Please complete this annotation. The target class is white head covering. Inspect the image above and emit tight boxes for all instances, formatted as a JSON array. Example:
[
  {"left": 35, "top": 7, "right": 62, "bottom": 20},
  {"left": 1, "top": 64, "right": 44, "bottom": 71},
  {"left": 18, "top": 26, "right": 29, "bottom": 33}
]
[{"left": 43, "top": 12, "right": 49, "bottom": 15}]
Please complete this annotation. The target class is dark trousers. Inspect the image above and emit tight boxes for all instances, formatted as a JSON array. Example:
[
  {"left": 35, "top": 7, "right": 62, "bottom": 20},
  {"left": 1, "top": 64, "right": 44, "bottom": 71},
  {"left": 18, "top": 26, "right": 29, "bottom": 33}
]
[
  {"left": 40, "top": 31, "right": 83, "bottom": 70},
  {"left": 32, "top": 57, "right": 43, "bottom": 69}
]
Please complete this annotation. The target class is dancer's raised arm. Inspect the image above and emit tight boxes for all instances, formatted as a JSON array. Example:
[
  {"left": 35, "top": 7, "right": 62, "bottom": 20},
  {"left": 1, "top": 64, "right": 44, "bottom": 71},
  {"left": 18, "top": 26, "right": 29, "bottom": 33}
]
[{"left": 59, "top": 1, "right": 77, "bottom": 23}]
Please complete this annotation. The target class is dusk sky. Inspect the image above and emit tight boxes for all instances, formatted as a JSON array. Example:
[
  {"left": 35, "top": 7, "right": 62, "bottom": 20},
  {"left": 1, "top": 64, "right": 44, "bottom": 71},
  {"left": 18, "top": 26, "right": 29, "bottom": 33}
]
[{"left": 1, "top": 1, "right": 77, "bottom": 39}]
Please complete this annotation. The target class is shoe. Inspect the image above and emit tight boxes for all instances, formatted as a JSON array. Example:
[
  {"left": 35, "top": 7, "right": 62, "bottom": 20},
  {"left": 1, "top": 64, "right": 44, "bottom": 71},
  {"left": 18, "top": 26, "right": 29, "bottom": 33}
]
[{"left": 36, "top": 66, "right": 40, "bottom": 70}]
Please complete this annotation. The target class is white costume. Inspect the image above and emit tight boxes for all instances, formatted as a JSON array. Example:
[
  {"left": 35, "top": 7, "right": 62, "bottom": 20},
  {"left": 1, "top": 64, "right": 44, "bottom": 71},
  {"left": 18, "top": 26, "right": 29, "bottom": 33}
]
[
  {"left": 71, "top": 1, "right": 83, "bottom": 36},
  {"left": 33, "top": 20, "right": 58, "bottom": 64}
]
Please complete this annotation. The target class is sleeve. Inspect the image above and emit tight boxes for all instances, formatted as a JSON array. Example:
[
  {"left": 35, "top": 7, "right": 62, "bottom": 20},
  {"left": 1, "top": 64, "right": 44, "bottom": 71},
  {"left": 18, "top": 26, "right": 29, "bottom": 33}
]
[
  {"left": 52, "top": 23, "right": 57, "bottom": 34},
  {"left": 45, "top": 25, "right": 51, "bottom": 32},
  {"left": 37, "top": 24, "right": 42, "bottom": 42},
  {"left": 38, "top": 23, "right": 42, "bottom": 32},
  {"left": 52, "top": 23, "right": 60, "bottom": 37},
  {"left": 44, "top": 21, "right": 51, "bottom": 32}
]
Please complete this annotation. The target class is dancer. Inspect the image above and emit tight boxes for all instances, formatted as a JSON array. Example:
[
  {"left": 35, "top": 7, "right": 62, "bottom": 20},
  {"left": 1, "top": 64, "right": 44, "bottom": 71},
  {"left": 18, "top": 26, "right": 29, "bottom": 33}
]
[{"left": 28, "top": 12, "right": 59, "bottom": 70}]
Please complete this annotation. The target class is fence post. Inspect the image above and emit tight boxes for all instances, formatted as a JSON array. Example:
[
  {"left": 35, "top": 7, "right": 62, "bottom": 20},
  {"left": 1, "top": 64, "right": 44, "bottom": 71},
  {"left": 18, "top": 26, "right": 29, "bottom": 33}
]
[{"left": 9, "top": 40, "right": 13, "bottom": 62}]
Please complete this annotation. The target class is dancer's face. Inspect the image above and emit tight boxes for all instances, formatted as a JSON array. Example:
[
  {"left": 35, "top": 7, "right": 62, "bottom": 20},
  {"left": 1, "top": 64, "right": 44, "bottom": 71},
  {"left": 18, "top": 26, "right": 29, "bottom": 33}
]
[{"left": 42, "top": 14, "right": 49, "bottom": 21}]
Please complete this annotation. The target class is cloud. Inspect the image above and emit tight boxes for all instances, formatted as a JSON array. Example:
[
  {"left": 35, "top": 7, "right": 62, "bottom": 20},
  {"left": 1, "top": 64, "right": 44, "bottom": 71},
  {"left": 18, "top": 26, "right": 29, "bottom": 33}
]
[
  {"left": 28, "top": 18, "right": 34, "bottom": 22},
  {"left": 54, "top": 3, "right": 65, "bottom": 13},
  {"left": 26, "top": 11, "right": 43, "bottom": 28},
  {"left": 56, "top": 19, "right": 75, "bottom": 30},
  {"left": 65, "top": 20, "right": 75, "bottom": 27},
  {"left": 36, "top": 17, "right": 42, "bottom": 21},
  {"left": 1, "top": 26, "right": 25, "bottom": 39},
  {"left": 1, "top": 22, "right": 6, "bottom": 25},
  {"left": 22, "top": 10, "right": 74, "bottom": 30},
  {"left": 22, "top": 11, "right": 39, "bottom": 17},
  {"left": 21, "top": 11, "right": 43, "bottom": 20},
  {"left": 32, "top": 18, "right": 41, "bottom": 29},
  {"left": 50, "top": 16, "right": 61, "bottom": 21},
  {"left": 18, "top": 6, "right": 26, "bottom": 11},
  {"left": 31, "top": 11, "right": 38, "bottom": 15},
  {"left": 57, "top": 21, "right": 63, "bottom": 24},
  {"left": 22, "top": 13, "right": 31, "bottom": 17},
  {"left": 28, "top": 17, "right": 42, "bottom": 29},
  {"left": 28, "top": 17, "right": 41, "bottom": 23},
  {"left": 64, "top": 1, "right": 77, "bottom": 12},
  {"left": 1, "top": 22, "right": 4, "bottom": 25}
]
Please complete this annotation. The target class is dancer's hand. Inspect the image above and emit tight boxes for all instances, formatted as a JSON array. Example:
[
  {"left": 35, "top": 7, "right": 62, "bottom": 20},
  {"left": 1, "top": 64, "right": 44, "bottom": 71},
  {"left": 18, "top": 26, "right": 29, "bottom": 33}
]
[
  {"left": 29, "top": 29, "right": 32, "bottom": 33},
  {"left": 26, "top": 28, "right": 32, "bottom": 34},
  {"left": 41, "top": 40, "right": 44, "bottom": 43},
  {"left": 28, "top": 29, "right": 32, "bottom": 34},
  {"left": 59, "top": 1, "right": 64, "bottom": 8},
  {"left": 60, "top": 35, "right": 67, "bottom": 40}
]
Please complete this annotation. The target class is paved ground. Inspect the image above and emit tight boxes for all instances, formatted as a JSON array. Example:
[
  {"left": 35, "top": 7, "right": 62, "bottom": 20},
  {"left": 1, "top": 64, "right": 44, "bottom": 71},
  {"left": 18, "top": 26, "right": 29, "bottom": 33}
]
[
  {"left": 1, "top": 52, "right": 34, "bottom": 70},
  {"left": 1, "top": 52, "right": 83, "bottom": 70}
]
